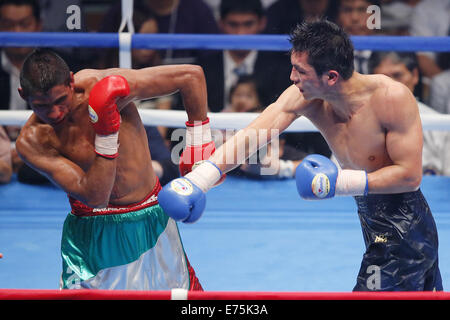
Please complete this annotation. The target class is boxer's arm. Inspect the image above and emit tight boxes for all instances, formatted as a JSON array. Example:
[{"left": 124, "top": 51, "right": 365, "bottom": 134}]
[
  {"left": 89, "top": 65, "right": 208, "bottom": 121},
  {"left": 367, "top": 84, "right": 423, "bottom": 193},
  {"left": 210, "top": 85, "right": 305, "bottom": 174},
  {"left": 16, "top": 129, "right": 116, "bottom": 208}
]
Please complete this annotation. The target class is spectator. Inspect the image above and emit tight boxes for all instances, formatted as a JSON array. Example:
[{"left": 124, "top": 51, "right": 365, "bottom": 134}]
[
  {"left": 0, "top": 0, "right": 49, "bottom": 184},
  {"left": 97, "top": 9, "right": 162, "bottom": 69},
  {"left": 265, "top": 0, "right": 338, "bottom": 34},
  {"left": 336, "top": 0, "right": 381, "bottom": 75},
  {"left": 98, "top": 0, "right": 220, "bottom": 65},
  {"left": 218, "top": 75, "right": 305, "bottom": 179},
  {"left": 369, "top": 51, "right": 450, "bottom": 176},
  {"left": 38, "top": 0, "right": 82, "bottom": 32},
  {"left": 0, "top": 126, "right": 12, "bottom": 183},
  {"left": 38, "top": 0, "right": 91, "bottom": 71},
  {"left": 429, "top": 69, "right": 450, "bottom": 115},
  {"left": 0, "top": 0, "right": 41, "bottom": 116},
  {"left": 197, "top": 0, "right": 291, "bottom": 112},
  {"left": 380, "top": 0, "right": 422, "bottom": 35},
  {"left": 204, "top": 0, "right": 278, "bottom": 20},
  {"left": 409, "top": 0, "right": 450, "bottom": 79}
]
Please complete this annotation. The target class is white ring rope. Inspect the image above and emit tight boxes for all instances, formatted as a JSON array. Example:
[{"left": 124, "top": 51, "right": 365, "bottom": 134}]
[{"left": 1, "top": 109, "right": 450, "bottom": 132}]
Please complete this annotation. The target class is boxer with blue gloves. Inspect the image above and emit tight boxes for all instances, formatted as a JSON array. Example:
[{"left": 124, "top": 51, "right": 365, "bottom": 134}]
[
  {"left": 159, "top": 20, "right": 442, "bottom": 292},
  {"left": 296, "top": 154, "right": 368, "bottom": 199}
]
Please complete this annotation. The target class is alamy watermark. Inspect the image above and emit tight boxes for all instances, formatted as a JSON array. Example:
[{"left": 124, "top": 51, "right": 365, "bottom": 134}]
[
  {"left": 170, "top": 128, "right": 282, "bottom": 176},
  {"left": 66, "top": 5, "right": 81, "bottom": 30},
  {"left": 366, "top": 5, "right": 381, "bottom": 30}
]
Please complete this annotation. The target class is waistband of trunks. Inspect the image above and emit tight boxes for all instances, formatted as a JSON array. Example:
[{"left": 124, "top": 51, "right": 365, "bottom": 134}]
[{"left": 68, "top": 178, "right": 162, "bottom": 217}]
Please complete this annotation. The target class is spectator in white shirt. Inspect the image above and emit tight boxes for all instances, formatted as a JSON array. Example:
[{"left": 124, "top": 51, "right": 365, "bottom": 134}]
[{"left": 409, "top": 0, "right": 450, "bottom": 79}]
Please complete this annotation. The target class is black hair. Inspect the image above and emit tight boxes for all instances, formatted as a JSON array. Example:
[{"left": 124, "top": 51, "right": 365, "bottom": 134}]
[
  {"left": 20, "top": 48, "right": 71, "bottom": 96},
  {"left": 289, "top": 20, "right": 354, "bottom": 80},
  {"left": 368, "top": 51, "right": 418, "bottom": 74},
  {"left": 220, "top": 0, "right": 264, "bottom": 19},
  {"left": 0, "top": 0, "right": 40, "bottom": 21}
]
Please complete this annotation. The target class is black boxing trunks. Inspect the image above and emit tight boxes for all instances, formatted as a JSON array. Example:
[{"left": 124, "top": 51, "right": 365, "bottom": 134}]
[{"left": 353, "top": 189, "right": 442, "bottom": 291}]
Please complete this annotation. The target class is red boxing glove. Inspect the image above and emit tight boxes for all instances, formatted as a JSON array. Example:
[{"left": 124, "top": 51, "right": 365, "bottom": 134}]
[
  {"left": 179, "top": 118, "right": 214, "bottom": 176},
  {"left": 88, "top": 75, "right": 130, "bottom": 158},
  {"left": 179, "top": 118, "right": 226, "bottom": 185}
]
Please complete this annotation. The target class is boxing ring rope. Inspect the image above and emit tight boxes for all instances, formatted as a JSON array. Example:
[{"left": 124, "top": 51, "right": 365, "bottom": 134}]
[
  {"left": 0, "top": 289, "right": 449, "bottom": 300},
  {"left": 1, "top": 31, "right": 450, "bottom": 301},
  {"left": 1, "top": 109, "right": 450, "bottom": 132},
  {"left": 0, "top": 32, "right": 450, "bottom": 52}
]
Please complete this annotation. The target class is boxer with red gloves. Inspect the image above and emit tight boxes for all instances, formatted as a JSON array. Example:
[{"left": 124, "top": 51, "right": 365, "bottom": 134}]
[{"left": 16, "top": 49, "right": 210, "bottom": 291}]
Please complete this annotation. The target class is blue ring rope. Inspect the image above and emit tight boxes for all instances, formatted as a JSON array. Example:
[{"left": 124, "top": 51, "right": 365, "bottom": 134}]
[{"left": 0, "top": 32, "right": 449, "bottom": 52}]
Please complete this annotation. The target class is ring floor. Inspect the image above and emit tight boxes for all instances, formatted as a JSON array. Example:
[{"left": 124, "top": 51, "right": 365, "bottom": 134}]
[{"left": 1, "top": 175, "right": 449, "bottom": 291}]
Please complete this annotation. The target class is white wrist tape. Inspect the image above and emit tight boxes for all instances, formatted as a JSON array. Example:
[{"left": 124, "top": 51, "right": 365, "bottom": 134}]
[
  {"left": 335, "top": 169, "right": 368, "bottom": 196},
  {"left": 185, "top": 160, "right": 222, "bottom": 193},
  {"left": 95, "top": 132, "right": 119, "bottom": 157},
  {"left": 185, "top": 119, "right": 212, "bottom": 146},
  {"left": 278, "top": 160, "right": 295, "bottom": 178}
]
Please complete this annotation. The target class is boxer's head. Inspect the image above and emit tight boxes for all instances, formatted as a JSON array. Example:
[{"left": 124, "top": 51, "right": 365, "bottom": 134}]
[
  {"left": 289, "top": 20, "right": 354, "bottom": 99},
  {"left": 19, "top": 48, "right": 73, "bottom": 125}
]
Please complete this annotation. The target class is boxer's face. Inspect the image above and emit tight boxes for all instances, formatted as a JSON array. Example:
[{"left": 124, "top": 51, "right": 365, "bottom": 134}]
[
  {"left": 290, "top": 51, "right": 324, "bottom": 99},
  {"left": 20, "top": 80, "right": 74, "bottom": 127}
]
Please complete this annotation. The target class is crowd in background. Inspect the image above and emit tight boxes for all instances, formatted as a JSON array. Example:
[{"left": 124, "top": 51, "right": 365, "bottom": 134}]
[{"left": 1, "top": 0, "right": 450, "bottom": 186}]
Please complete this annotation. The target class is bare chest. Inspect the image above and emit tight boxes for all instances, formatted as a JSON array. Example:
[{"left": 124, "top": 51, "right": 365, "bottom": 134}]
[
  {"left": 56, "top": 123, "right": 96, "bottom": 170},
  {"left": 310, "top": 111, "right": 390, "bottom": 171}
]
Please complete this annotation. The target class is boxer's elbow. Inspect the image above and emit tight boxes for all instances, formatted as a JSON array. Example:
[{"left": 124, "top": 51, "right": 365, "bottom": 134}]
[
  {"left": 85, "top": 196, "right": 109, "bottom": 209},
  {"left": 180, "top": 65, "right": 205, "bottom": 85},
  {"left": 402, "top": 170, "right": 422, "bottom": 191},
  {"left": 81, "top": 191, "right": 110, "bottom": 209}
]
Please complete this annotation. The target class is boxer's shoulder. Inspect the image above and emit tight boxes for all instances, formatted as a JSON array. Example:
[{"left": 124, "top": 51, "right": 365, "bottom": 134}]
[{"left": 17, "top": 119, "right": 59, "bottom": 160}]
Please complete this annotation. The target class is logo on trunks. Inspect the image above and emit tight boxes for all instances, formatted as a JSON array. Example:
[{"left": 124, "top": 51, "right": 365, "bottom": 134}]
[
  {"left": 88, "top": 105, "right": 98, "bottom": 123},
  {"left": 311, "top": 173, "right": 330, "bottom": 198},
  {"left": 374, "top": 235, "right": 387, "bottom": 243},
  {"left": 171, "top": 178, "right": 194, "bottom": 196}
]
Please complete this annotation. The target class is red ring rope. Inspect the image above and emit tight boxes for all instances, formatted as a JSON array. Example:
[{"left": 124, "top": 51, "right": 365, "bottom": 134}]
[{"left": 0, "top": 289, "right": 449, "bottom": 300}]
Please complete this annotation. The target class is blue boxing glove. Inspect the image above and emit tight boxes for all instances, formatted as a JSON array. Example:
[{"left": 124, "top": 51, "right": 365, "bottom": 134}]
[
  {"left": 158, "top": 160, "right": 222, "bottom": 223},
  {"left": 296, "top": 154, "right": 368, "bottom": 200},
  {"left": 158, "top": 177, "right": 206, "bottom": 223}
]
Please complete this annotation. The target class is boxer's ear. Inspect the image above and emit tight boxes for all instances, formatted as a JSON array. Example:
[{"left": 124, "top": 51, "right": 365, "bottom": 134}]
[
  {"left": 18, "top": 87, "right": 26, "bottom": 100},
  {"left": 326, "top": 70, "right": 339, "bottom": 86}
]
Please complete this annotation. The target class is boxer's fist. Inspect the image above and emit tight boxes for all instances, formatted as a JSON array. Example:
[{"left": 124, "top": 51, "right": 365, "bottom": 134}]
[
  {"left": 180, "top": 118, "right": 226, "bottom": 185},
  {"left": 296, "top": 154, "right": 368, "bottom": 199},
  {"left": 179, "top": 141, "right": 216, "bottom": 176},
  {"left": 158, "top": 177, "right": 206, "bottom": 223},
  {"left": 88, "top": 75, "right": 130, "bottom": 158},
  {"left": 296, "top": 154, "right": 338, "bottom": 200},
  {"left": 159, "top": 160, "right": 222, "bottom": 223},
  {"left": 88, "top": 75, "right": 130, "bottom": 135}
]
